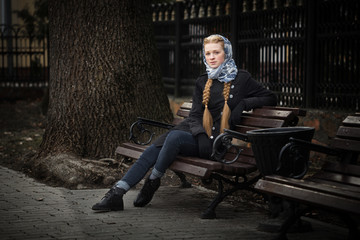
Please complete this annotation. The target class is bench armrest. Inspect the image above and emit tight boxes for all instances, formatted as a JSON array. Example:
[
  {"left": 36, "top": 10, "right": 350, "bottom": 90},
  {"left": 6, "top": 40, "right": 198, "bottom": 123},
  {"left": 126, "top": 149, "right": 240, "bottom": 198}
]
[
  {"left": 211, "top": 129, "right": 248, "bottom": 164},
  {"left": 277, "top": 137, "right": 344, "bottom": 179},
  {"left": 129, "top": 117, "right": 175, "bottom": 145}
]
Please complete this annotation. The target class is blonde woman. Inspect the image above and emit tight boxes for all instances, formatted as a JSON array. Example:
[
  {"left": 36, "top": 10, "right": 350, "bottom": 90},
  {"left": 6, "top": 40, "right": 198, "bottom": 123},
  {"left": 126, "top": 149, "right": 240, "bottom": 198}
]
[{"left": 92, "top": 34, "right": 277, "bottom": 211}]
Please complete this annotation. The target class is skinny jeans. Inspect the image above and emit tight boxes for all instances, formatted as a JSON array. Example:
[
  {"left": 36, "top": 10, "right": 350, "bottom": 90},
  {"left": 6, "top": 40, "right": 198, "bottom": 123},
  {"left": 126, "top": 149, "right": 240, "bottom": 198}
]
[{"left": 116, "top": 130, "right": 198, "bottom": 191}]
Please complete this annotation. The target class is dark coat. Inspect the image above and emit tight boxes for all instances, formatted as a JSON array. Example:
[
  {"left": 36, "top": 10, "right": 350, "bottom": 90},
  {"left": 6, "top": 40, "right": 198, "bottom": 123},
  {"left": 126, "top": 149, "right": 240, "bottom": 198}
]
[{"left": 154, "top": 70, "right": 277, "bottom": 146}]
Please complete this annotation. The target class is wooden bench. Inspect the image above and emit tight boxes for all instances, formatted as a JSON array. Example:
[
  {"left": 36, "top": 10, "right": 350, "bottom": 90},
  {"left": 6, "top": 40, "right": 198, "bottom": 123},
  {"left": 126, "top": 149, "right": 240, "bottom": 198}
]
[
  {"left": 254, "top": 115, "right": 360, "bottom": 239},
  {"left": 115, "top": 101, "right": 306, "bottom": 219}
]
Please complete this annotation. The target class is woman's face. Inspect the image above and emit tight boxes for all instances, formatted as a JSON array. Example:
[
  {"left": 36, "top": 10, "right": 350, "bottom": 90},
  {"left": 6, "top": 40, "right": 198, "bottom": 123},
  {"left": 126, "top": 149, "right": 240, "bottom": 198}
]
[{"left": 204, "top": 43, "right": 225, "bottom": 69}]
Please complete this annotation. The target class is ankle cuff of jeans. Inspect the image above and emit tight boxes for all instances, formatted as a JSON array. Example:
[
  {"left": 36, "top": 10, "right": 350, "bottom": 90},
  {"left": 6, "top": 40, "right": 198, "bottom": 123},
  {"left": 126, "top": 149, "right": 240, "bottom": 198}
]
[
  {"left": 151, "top": 168, "right": 164, "bottom": 179},
  {"left": 116, "top": 181, "right": 130, "bottom": 192}
]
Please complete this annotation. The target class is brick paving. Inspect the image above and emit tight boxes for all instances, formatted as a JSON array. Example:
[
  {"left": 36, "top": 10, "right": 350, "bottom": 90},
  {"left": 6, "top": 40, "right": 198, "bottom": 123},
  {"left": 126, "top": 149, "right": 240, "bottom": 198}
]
[{"left": 0, "top": 166, "right": 348, "bottom": 240}]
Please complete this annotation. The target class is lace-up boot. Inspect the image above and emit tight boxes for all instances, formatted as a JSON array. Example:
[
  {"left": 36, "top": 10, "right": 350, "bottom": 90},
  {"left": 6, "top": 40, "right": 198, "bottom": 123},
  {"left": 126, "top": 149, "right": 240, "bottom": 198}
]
[
  {"left": 133, "top": 177, "right": 160, "bottom": 207},
  {"left": 92, "top": 186, "right": 125, "bottom": 211}
]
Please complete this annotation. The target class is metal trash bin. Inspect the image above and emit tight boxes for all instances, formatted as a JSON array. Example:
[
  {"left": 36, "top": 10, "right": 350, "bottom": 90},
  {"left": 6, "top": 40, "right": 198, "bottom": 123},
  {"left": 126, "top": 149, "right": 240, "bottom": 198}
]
[{"left": 247, "top": 127, "right": 315, "bottom": 176}]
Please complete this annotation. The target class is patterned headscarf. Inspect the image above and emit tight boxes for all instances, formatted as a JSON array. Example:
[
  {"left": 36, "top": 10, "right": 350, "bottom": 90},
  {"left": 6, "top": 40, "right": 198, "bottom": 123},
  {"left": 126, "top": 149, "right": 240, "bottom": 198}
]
[{"left": 203, "top": 35, "right": 238, "bottom": 83}]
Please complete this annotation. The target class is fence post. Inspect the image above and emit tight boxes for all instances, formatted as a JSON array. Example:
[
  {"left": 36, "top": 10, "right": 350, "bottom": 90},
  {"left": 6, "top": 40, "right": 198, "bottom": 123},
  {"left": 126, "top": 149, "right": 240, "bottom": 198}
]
[
  {"left": 230, "top": 0, "right": 238, "bottom": 60},
  {"left": 174, "top": 0, "right": 183, "bottom": 98},
  {"left": 305, "top": 0, "right": 317, "bottom": 108}
]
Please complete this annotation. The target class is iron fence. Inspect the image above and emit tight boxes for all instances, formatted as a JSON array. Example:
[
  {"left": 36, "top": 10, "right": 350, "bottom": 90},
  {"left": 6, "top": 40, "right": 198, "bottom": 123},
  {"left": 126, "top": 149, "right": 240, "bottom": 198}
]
[
  {"left": 0, "top": 0, "right": 358, "bottom": 111},
  {"left": 0, "top": 24, "right": 49, "bottom": 88},
  {"left": 152, "top": 0, "right": 360, "bottom": 111}
]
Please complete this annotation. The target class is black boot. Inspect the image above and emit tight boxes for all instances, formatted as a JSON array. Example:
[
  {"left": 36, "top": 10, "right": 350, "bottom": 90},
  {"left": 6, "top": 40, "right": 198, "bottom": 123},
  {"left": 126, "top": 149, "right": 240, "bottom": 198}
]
[
  {"left": 92, "top": 186, "right": 125, "bottom": 211},
  {"left": 133, "top": 177, "right": 160, "bottom": 207}
]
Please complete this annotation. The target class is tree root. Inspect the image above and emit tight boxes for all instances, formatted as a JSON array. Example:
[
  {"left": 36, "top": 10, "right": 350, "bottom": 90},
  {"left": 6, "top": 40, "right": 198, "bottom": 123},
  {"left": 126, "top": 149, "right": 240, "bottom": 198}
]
[{"left": 25, "top": 153, "right": 125, "bottom": 189}]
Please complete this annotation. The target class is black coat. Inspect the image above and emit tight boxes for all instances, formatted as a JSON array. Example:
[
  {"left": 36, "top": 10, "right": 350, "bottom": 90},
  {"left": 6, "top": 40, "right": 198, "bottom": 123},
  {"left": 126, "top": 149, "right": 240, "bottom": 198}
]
[{"left": 154, "top": 70, "right": 277, "bottom": 146}]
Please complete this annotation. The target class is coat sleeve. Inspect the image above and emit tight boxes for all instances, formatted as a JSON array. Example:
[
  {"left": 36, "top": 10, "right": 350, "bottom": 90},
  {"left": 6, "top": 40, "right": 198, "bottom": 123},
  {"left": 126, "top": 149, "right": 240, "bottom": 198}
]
[
  {"left": 229, "top": 72, "right": 277, "bottom": 127},
  {"left": 241, "top": 76, "right": 277, "bottom": 111}
]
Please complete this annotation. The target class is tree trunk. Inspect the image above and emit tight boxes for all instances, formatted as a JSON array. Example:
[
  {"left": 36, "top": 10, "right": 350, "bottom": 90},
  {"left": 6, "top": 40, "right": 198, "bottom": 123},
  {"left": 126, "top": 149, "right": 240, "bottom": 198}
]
[{"left": 29, "top": 0, "right": 172, "bottom": 188}]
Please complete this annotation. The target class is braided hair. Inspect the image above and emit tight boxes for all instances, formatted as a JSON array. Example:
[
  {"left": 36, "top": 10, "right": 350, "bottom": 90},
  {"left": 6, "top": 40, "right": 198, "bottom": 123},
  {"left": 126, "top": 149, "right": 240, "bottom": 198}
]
[{"left": 202, "top": 79, "right": 231, "bottom": 137}]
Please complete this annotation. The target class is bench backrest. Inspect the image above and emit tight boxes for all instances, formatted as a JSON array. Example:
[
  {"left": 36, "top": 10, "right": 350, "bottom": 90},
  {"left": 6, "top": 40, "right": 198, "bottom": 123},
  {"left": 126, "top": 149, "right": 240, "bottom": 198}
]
[
  {"left": 174, "top": 101, "right": 305, "bottom": 128},
  {"left": 173, "top": 101, "right": 306, "bottom": 169}
]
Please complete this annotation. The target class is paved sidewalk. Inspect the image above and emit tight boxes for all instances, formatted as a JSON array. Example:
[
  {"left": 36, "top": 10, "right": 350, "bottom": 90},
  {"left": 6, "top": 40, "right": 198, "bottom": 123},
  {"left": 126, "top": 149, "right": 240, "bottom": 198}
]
[{"left": 0, "top": 166, "right": 348, "bottom": 240}]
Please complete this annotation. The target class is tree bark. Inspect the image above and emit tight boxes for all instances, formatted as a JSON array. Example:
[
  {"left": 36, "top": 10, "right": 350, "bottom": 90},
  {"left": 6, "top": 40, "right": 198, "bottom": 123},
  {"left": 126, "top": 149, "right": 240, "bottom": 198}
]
[{"left": 29, "top": 0, "right": 172, "bottom": 188}]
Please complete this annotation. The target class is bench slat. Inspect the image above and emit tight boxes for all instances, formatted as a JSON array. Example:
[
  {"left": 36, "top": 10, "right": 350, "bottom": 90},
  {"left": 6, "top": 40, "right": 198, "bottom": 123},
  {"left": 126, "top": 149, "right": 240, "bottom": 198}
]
[
  {"left": 169, "top": 161, "right": 210, "bottom": 178},
  {"left": 240, "top": 116, "right": 285, "bottom": 128},
  {"left": 120, "top": 142, "right": 147, "bottom": 152},
  {"left": 342, "top": 115, "right": 360, "bottom": 127},
  {"left": 307, "top": 178, "right": 360, "bottom": 195},
  {"left": 263, "top": 106, "right": 307, "bottom": 117},
  {"left": 261, "top": 175, "right": 360, "bottom": 201},
  {"left": 180, "top": 102, "right": 192, "bottom": 110},
  {"left": 255, "top": 178, "right": 360, "bottom": 214},
  {"left": 322, "top": 161, "right": 360, "bottom": 177},
  {"left": 336, "top": 126, "right": 360, "bottom": 140},
  {"left": 329, "top": 137, "right": 360, "bottom": 152},
  {"left": 174, "top": 156, "right": 223, "bottom": 171},
  {"left": 311, "top": 171, "right": 360, "bottom": 187},
  {"left": 176, "top": 109, "right": 190, "bottom": 118},
  {"left": 245, "top": 109, "right": 295, "bottom": 121},
  {"left": 115, "top": 146, "right": 143, "bottom": 159},
  {"left": 235, "top": 125, "right": 262, "bottom": 134}
]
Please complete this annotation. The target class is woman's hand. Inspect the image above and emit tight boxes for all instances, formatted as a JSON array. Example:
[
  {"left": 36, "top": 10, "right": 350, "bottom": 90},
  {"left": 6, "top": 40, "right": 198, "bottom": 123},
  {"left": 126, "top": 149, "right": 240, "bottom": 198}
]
[{"left": 196, "top": 133, "right": 212, "bottom": 159}]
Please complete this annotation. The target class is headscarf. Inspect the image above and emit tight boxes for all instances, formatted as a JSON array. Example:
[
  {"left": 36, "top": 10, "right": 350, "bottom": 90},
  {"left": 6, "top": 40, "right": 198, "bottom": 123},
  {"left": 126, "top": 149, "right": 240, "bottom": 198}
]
[{"left": 203, "top": 35, "right": 238, "bottom": 83}]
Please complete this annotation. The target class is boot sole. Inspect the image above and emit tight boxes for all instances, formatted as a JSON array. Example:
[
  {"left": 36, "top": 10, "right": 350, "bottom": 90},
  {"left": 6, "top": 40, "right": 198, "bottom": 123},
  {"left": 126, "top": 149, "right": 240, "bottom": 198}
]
[{"left": 92, "top": 206, "right": 124, "bottom": 211}]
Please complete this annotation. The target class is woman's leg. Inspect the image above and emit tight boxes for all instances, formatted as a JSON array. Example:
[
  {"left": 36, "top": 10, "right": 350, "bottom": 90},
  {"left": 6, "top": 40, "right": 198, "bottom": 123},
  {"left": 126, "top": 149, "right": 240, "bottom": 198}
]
[
  {"left": 151, "top": 130, "right": 198, "bottom": 178},
  {"left": 119, "top": 130, "right": 197, "bottom": 188},
  {"left": 116, "top": 144, "right": 161, "bottom": 190},
  {"left": 93, "top": 130, "right": 198, "bottom": 210},
  {"left": 133, "top": 130, "right": 198, "bottom": 207},
  {"left": 92, "top": 144, "right": 161, "bottom": 211}
]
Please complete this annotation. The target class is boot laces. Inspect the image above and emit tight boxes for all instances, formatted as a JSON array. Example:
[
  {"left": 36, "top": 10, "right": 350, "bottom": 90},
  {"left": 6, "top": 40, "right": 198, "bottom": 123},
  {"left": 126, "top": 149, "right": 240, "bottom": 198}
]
[{"left": 103, "top": 188, "right": 114, "bottom": 199}]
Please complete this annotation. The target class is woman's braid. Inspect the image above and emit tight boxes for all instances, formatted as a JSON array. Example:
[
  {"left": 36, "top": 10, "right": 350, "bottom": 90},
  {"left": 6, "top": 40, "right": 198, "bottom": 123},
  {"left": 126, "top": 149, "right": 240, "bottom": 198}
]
[
  {"left": 220, "top": 82, "right": 231, "bottom": 133},
  {"left": 202, "top": 79, "right": 213, "bottom": 137}
]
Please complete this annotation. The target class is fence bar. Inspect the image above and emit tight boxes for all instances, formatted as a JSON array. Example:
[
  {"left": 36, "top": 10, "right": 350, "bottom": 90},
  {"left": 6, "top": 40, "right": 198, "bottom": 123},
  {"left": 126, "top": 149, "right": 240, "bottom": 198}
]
[
  {"left": 304, "top": 0, "right": 316, "bottom": 108},
  {"left": 230, "top": 0, "right": 238, "bottom": 58},
  {"left": 174, "top": 1, "right": 183, "bottom": 98}
]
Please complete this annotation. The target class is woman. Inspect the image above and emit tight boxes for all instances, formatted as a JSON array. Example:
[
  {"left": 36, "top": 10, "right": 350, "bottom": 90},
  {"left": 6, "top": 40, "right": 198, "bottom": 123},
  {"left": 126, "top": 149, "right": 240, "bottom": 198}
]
[{"left": 92, "top": 34, "right": 277, "bottom": 211}]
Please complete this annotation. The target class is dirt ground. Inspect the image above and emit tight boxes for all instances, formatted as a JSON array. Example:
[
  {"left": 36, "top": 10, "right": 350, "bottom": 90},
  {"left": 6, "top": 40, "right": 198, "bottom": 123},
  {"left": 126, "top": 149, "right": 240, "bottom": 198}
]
[
  {"left": 0, "top": 100, "right": 45, "bottom": 173},
  {"left": 0, "top": 99, "right": 345, "bottom": 228}
]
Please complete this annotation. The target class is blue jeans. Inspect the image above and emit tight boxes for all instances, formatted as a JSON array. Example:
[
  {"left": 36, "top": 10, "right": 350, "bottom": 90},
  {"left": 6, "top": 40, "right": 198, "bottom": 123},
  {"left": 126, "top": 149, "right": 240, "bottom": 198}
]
[{"left": 116, "top": 130, "right": 198, "bottom": 191}]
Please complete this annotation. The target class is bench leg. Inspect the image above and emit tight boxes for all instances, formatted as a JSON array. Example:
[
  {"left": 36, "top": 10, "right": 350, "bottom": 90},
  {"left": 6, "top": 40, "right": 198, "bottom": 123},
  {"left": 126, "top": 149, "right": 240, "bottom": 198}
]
[
  {"left": 201, "top": 173, "right": 261, "bottom": 219},
  {"left": 201, "top": 176, "right": 227, "bottom": 219},
  {"left": 259, "top": 197, "right": 310, "bottom": 230},
  {"left": 265, "top": 201, "right": 313, "bottom": 240},
  {"left": 173, "top": 171, "right": 192, "bottom": 188}
]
